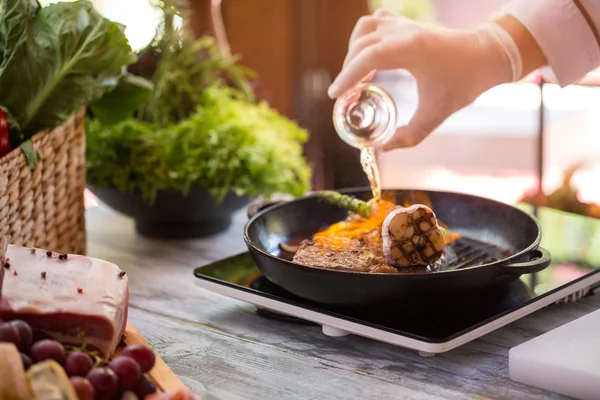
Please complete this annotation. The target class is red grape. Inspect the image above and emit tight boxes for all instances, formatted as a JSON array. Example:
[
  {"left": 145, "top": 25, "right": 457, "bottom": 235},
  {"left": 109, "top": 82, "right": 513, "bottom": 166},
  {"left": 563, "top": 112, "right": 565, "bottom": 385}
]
[
  {"left": 65, "top": 350, "right": 94, "bottom": 377},
  {"left": 120, "top": 344, "right": 155, "bottom": 373},
  {"left": 30, "top": 339, "right": 66, "bottom": 364},
  {"left": 132, "top": 375, "right": 157, "bottom": 398},
  {"left": 0, "top": 323, "right": 20, "bottom": 346},
  {"left": 11, "top": 320, "right": 33, "bottom": 352},
  {"left": 0, "top": 320, "right": 33, "bottom": 352},
  {"left": 109, "top": 356, "right": 142, "bottom": 389},
  {"left": 20, "top": 352, "right": 32, "bottom": 370},
  {"left": 87, "top": 367, "right": 118, "bottom": 398},
  {"left": 70, "top": 377, "right": 95, "bottom": 400}
]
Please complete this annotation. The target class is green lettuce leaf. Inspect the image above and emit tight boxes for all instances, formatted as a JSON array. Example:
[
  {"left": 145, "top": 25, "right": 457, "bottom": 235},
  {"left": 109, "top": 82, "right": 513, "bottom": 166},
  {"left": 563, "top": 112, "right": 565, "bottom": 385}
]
[
  {"left": 0, "top": 0, "right": 136, "bottom": 137},
  {"left": 89, "top": 73, "right": 154, "bottom": 126},
  {"left": 19, "top": 139, "right": 39, "bottom": 166},
  {"left": 0, "top": 0, "right": 39, "bottom": 84}
]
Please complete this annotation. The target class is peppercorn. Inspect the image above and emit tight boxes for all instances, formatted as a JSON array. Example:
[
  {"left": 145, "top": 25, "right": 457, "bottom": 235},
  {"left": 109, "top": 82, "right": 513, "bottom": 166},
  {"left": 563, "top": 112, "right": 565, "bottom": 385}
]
[
  {"left": 119, "top": 271, "right": 126, "bottom": 278},
  {"left": 46, "top": 251, "right": 52, "bottom": 257},
  {"left": 77, "top": 287, "right": 83, "bottom": 294},
  {"left": 3, "top": 262, "right": 9, "bottom": 269},
  {"left": 41, "top": 271, "right": 46, "bottom": 279}
]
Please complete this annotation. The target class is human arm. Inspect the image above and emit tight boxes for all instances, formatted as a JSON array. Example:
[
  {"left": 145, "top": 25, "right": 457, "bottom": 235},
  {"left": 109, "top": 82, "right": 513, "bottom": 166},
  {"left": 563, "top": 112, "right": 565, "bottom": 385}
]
[
  {"left": 491, "top": 14, "right": 547, "bottom": 79},
  {"left": 328, "top": 1, "right": 600, "bottom": 151},
  {"left": 502, "top": 0, "right": 600, "bottom": 87}
]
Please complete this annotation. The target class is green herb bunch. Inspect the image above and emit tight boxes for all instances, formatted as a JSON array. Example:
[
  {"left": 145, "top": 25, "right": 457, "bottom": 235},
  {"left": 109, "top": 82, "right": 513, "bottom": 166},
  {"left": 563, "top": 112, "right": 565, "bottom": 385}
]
[
  {"left": 85, "top": 1, "right": 312, "bottom": 205},
  {"left": 139, "top": 35, "right": 256, "bottom": 127},
  {"left": 87, "top": 86, "right": 310, "bottom": 205}
]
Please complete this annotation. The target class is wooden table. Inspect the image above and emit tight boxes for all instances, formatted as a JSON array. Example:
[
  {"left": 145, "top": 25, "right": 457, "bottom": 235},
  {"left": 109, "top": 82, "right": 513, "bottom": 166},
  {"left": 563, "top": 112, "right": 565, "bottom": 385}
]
[{"left": 86, "top": 203, "right": 600, "bottom": 400}]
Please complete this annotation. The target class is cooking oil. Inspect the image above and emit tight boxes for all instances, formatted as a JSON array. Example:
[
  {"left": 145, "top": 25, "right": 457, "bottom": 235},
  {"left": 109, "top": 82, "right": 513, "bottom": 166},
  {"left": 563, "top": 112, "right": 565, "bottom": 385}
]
[{"left": 360, "top": 147, "right": 382, "bottom": 202}]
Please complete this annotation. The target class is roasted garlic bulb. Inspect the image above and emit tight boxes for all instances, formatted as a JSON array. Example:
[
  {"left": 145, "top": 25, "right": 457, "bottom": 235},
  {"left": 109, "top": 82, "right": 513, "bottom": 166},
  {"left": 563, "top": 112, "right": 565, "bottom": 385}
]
[{"left": 382, "top": 204, "right": 446, "bottom": 267}]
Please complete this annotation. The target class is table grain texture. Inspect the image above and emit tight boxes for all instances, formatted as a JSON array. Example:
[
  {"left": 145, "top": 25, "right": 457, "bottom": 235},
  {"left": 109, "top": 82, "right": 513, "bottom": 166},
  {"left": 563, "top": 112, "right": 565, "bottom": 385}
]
[{"left": 86, "top": 203, "right": 600, "bottom": 400}]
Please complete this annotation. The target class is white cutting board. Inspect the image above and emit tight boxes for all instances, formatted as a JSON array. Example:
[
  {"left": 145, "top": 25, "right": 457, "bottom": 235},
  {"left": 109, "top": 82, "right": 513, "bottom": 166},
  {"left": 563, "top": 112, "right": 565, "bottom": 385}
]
[{"left": 509, "top": 308, "right": 600, "bottom": 400}]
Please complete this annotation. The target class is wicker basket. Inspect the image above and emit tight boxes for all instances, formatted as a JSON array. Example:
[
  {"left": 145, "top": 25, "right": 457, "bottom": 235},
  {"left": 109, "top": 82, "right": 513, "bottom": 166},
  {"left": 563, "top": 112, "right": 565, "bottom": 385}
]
[{"left": 0, "top": 108, "right": 87, "bottom": 255}]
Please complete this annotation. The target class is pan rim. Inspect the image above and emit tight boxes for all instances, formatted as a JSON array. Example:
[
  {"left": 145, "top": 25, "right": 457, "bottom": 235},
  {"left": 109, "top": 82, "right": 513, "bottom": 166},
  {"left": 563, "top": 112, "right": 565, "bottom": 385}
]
[{"left": 243, "top": 187, "right": 543, "bottom": 277}]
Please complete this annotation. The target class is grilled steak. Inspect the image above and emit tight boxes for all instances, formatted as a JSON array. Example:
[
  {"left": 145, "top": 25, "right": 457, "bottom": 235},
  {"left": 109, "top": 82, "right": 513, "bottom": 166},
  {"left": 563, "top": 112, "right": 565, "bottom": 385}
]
[{"left": 293, "top": 231, "right": 398, "bottom": 273}]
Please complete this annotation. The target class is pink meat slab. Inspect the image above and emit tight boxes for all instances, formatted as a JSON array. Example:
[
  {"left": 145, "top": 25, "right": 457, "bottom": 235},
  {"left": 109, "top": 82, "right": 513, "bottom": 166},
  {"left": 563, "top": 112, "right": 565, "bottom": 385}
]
[{"left": 0, "top": 244, "right": 129, "bottom": 357}]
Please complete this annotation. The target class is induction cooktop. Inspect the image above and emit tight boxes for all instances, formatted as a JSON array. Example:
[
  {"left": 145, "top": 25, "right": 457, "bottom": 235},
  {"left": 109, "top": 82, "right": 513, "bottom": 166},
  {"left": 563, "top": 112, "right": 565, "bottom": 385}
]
[
  {"left": 194, "top": 206, "right": 600, "bottom": 356},
  {"left": 194, "top": 251, "right": 600, "bottom": 357}
]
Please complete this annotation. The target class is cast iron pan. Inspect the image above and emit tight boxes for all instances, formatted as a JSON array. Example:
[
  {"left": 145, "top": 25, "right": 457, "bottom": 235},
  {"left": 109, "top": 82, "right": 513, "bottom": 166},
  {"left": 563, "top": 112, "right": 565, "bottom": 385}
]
[{"left": 243, "top": 188, "right": 551, "bottom": 306}]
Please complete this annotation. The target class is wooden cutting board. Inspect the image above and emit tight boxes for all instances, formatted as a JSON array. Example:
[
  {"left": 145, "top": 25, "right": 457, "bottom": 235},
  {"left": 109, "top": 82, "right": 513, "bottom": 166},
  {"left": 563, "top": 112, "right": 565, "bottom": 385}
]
[{"left": 117, "top": 322, "right": 188, "bottom": 393}]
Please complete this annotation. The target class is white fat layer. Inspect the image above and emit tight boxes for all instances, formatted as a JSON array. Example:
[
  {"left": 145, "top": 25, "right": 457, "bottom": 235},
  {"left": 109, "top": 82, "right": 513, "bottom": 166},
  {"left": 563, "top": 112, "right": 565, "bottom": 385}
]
[{"left": 1, "top": 244, "right": 129, "bottom": 356}]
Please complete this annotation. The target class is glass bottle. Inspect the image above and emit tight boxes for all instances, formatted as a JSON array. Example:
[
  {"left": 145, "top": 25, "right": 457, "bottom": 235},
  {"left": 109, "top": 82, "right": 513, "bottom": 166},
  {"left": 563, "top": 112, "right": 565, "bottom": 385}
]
[{"left": 332, "top": 82, "right": 397, "bottom": 149}]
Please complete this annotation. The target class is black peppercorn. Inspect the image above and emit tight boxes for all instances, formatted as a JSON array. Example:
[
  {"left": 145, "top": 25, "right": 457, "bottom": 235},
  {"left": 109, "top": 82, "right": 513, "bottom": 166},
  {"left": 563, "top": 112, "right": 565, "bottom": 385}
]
[
  {"left": 3, "top": 262, "right": 9, "bottom": 269},
  {"left": 119, "top": 271, "right": 126, "bottom": 278},
  {"left": 46, "top": 251, "right": 52, "bottom": 257}
]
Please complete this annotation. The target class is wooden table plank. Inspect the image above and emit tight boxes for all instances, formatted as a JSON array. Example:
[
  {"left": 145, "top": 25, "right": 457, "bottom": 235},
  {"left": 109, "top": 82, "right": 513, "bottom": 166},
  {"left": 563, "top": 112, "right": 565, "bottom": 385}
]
[
  {"left": 122, "top": 323, "right": 188, "bottom": 393},
  {"left": 85, "top": 204, "right": 599, "bottom": 400},
  {"left": 127, "top": 306, "right": 463, "bottom": 400}
]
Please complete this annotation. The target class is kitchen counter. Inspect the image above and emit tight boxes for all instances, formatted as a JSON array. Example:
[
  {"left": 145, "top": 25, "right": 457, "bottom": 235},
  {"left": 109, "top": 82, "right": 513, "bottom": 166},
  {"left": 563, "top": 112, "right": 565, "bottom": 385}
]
[{"left": 86, "top": 203, "right": 600, "bottom": 400}]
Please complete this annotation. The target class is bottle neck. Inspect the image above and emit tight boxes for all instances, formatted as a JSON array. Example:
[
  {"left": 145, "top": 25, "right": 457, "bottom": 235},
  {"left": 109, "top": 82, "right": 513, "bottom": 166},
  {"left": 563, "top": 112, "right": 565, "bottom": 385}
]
[{"left": 332, "top": 83, "right": 397, "bottom": 149}]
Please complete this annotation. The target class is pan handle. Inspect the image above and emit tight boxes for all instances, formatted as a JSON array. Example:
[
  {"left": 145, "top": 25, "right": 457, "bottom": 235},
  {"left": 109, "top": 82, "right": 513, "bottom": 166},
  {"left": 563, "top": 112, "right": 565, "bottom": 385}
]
[
  {"left": 497, "top": 247, "right": 552, "bottom": 275},
  {"left": 247, "top": 199, "right": 286, "bottom": 219}
]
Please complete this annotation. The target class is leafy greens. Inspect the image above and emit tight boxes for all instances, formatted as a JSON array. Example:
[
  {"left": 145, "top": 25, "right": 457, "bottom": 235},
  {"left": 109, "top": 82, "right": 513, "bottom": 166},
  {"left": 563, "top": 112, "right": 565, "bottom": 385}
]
[
  {"left": 86, "top": 86, "right": 311, "bottom": 205},
  {"left": 85, "top": 1, "right": 312, "bottom": 205},
  {"left": 0, "top": 0, "right": 150, "bottom": 165},
  {"left": 138, "top": 35, "right": 256, "bottom": 128}
]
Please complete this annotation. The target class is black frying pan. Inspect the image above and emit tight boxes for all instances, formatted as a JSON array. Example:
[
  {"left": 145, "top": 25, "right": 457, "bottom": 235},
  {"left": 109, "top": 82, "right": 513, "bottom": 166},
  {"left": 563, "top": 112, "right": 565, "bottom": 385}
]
[{"left": 243, "top": 188, "right": 551, "bottom": 306}]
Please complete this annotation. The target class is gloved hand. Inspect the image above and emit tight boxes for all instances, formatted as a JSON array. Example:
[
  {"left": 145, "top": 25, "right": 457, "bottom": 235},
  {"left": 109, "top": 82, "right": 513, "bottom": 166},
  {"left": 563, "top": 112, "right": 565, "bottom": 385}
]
[{"left": 327, "top": 9, "right": 523, "bottom": 150}]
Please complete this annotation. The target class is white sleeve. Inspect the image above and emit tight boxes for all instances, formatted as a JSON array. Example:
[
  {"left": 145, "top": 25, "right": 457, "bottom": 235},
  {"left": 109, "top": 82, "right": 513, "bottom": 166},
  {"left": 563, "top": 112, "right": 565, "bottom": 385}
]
[{"left": 502, "top": 0, "right": 600, "bottom": 86}]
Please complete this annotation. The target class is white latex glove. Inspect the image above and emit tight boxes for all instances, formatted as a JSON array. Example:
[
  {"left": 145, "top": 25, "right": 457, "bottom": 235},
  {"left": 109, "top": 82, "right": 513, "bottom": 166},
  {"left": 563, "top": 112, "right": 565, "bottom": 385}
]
[{"left": 328, "top": 9, "right": 523, "bottom": 150}]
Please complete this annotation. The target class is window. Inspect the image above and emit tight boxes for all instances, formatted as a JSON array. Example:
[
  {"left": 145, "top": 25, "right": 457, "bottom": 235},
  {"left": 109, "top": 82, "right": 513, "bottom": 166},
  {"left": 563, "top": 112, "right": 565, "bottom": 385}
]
[{"left": 40, "top": 0, "right": 164, "bottom": 51}]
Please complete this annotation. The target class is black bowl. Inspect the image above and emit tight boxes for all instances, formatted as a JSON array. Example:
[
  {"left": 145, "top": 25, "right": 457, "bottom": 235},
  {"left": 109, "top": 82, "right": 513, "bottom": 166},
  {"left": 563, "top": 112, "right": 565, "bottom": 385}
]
[{"left": 90, "top": 186, "right": 252, "bottom": 238}]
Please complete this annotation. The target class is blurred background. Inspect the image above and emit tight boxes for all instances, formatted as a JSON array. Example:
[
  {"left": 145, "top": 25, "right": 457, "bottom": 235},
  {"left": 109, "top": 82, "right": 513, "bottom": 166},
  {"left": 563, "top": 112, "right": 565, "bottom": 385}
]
[{"left": 43, "top": 0, "right": 600, "bottom": 213}]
